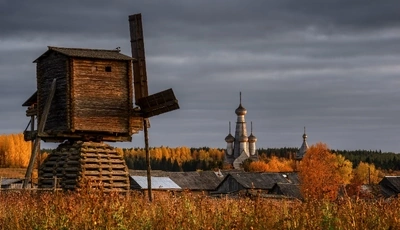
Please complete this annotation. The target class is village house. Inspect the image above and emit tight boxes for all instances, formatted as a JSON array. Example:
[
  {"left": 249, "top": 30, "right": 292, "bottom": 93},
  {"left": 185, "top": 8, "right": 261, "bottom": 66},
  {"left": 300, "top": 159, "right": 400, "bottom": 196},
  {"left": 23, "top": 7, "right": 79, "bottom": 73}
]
[
  {"left": 211, "top": 172, "right": 300, "bottom": 198},
  {"left": 129, "top": 170, "right": 228, "bottom": 194}
]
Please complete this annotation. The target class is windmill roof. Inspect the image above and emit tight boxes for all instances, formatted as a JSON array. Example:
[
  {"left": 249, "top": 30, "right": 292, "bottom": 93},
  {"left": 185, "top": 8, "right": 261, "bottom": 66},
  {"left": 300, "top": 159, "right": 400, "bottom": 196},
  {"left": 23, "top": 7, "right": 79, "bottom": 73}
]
[
  {"left": 22, "top": 91, "right": 37, "bottom": 106},
  {"left": 34, "top": 46, "right": 133, "bottom": 62}
]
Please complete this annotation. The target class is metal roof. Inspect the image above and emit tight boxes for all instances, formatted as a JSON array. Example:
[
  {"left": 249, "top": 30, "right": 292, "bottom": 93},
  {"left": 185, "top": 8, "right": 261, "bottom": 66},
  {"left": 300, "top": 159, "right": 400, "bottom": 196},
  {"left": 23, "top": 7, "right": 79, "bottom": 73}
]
[
  {"left": 130, "top": 176, "right": 181, "bottom": 190},
  {"left": 34, "top": 46, "right": 134, "bottom": 62},
  {"left": 129, "top": 170, "right": 229, "bottom": 191},
  {"left": 1, "top": 178, "right": 23, "bottom": 186}
]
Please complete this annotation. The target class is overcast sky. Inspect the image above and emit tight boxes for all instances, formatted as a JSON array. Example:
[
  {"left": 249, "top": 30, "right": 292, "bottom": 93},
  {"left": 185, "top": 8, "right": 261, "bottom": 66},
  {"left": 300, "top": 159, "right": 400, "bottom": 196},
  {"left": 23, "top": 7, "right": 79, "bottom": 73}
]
[{"left": 1, "top": 0, "right": 400, "bottom": 152}]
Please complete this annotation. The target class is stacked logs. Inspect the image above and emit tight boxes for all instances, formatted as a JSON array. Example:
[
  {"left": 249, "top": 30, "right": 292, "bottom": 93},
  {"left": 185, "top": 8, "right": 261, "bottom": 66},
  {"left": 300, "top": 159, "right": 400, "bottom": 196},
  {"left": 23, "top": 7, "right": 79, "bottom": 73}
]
[{"left": 39, "top": 141, "right": 130, "bottom": 192}]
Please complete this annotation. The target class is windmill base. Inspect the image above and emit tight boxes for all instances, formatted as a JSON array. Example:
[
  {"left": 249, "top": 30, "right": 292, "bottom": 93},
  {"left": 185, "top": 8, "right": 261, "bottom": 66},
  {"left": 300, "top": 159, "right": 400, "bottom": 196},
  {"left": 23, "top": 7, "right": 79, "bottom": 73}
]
[{"left": 39, "top": 141, "right": 130, "bottom": 192}]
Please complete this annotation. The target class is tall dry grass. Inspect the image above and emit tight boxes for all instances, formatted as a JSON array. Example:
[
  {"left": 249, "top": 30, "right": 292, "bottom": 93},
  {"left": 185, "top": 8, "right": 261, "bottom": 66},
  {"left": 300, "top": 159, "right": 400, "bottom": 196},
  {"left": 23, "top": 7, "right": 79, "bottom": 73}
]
[{"left": 0, "top": 190, "right": 399, "bottom": 230}]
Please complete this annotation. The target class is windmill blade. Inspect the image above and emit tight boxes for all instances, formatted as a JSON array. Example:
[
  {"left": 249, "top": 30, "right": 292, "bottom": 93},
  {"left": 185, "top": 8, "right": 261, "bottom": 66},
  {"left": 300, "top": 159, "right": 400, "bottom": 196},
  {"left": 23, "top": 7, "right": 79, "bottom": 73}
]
[
  {"left": 129, "top": 13, "right": 149, "bottom": 103},
  {"left": 23, "top": 78, "right": 56, "bottom": 188},
  {"left": 137, "top": 88, "right": 180, "bottom": 118}
]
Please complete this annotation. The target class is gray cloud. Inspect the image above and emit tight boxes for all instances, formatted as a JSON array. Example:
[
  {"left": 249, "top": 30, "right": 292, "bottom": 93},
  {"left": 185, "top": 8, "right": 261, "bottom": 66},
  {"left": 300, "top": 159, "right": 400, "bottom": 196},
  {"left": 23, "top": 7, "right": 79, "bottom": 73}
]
[{"left": 1, "top": 0, "right": 400, "bottom": 152}]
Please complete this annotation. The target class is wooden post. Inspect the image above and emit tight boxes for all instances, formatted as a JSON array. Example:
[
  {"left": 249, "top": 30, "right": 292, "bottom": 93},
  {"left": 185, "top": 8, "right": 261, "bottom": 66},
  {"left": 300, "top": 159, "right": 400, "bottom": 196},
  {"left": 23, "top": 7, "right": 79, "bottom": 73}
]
[
  {"left": 0, "top": 177, "right": 2, "bottom": 193},
  {"left": 53, "top": 176, "right": 57, "bottom": 191},
  {"left": 144, "top": 118, "right": 152, "bottom": 202},
  {"left": 23, "top": 78, "right": 56, "bottom": 188},
  {"left": 30, "top": 114, "right": 40, "bottom": 181},
  {"left": 30, "top": 115, "right": 34, "bottom": 152}
]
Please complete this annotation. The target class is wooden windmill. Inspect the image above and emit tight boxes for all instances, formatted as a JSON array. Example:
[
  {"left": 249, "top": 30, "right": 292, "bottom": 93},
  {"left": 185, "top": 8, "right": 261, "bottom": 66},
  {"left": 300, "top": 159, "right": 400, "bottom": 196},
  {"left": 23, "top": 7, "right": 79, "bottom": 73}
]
[{"left": 21, "top": 13, "right": 179, "bottom": 192}]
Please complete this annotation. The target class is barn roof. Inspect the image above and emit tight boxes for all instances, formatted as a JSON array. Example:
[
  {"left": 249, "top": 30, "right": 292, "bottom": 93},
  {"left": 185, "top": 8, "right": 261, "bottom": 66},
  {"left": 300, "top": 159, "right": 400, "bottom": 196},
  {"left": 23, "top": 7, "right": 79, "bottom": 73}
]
[
  {"left": 129, "top": 170, "right": 228, "bottom": 191},
  {"left": 218, "top": 172, "right": 297, "bottom": 191},
  {"left": 272, "top": 183, "right": 303, "bottom": 200},
  {"left": 130, "top": 176, "right": 181, "bottom": 190},
  {"left": 33, "top": 46, "right": 134, "bottom": 62},
  {"left": 379, "top": 176, "right": 400, "bottom": 198},
  {"left": 234, "top": 172, "right": 291, "bottom": 189},
  {"left": 168, "top": 171, "right": 226, "bottom": 191}
]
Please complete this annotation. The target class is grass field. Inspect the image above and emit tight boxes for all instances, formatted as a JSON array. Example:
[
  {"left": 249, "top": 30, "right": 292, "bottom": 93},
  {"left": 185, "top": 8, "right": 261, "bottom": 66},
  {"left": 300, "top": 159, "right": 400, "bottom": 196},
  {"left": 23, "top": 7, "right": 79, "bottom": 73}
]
[
  {"left": 1, "top": 168, "right": 400, "bottom": 229},
  {"left": 0, "top": 189, "right": 399, "bottom": 230}
]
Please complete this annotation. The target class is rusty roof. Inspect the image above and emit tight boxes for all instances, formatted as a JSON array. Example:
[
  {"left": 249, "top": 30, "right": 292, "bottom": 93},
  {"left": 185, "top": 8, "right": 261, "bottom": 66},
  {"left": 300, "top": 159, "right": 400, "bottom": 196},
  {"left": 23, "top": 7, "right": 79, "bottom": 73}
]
[{"left": 34, "top": 46, "right": 133, "bottom": 62}]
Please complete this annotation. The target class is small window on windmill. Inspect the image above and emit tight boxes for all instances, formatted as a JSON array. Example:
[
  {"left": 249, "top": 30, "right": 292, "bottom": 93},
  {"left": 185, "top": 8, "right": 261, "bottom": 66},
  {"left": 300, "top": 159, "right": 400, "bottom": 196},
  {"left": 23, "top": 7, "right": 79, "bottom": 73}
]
[{"left": 105, "top": 66, "right": 112, "bottom": 72}]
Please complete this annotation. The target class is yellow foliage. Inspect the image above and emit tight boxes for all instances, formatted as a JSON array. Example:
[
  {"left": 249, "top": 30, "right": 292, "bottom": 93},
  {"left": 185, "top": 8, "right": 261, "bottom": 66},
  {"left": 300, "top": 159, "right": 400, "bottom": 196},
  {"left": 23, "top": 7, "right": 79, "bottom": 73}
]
[
  {"left": 353, "top": 161, "right": 380, "bottom": 184},
  {"left": 0, "top": 133, "right": 32, "bottom": 168},
  {"left": 333, "top": 154, "right": 353, "bottom": 184},
  {"left": 248, "top": 156, "right": 294, "bottom": 172},
  {"left": 122, "top": 146, "right": 222, "bottom": 166}
]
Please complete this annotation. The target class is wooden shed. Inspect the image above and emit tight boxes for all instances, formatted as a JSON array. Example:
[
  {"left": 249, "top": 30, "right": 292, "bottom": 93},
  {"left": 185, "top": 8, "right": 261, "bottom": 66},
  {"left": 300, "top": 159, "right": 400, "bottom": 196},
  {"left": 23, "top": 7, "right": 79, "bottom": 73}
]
[
  {"left": 129, "top": 170, "right": 227, "bottom": 194},
  {"left": 270, "top": 183, "right": 302, "bottom": 200},
  {"left": 379, "top": 176, "right": 400, "bottom": 198},
  {"left": 31, "top": 46, "right": 143, "bottom": 142},
  {"left": 213, "top": 172, "right": 298, "bottom": 195}
]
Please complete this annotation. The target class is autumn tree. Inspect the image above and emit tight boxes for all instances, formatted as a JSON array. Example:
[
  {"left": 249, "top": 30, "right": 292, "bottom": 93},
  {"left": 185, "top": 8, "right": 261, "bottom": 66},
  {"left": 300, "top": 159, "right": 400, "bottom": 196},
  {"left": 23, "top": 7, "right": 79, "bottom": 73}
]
[
  {"left": 352, "top": 161, "right": 381, "bottom": 184},
  {"left": 334, "top": 154, "right": 353, "bottom": 184},
  {"left": 248, "top": 156, "right": 294, "bottom": 172},
  {"left": 0, "top": 133, "right": 32, "bottom": 167},
  {"left": 298, "top": 142, "right": 353, "bottom": 200}
]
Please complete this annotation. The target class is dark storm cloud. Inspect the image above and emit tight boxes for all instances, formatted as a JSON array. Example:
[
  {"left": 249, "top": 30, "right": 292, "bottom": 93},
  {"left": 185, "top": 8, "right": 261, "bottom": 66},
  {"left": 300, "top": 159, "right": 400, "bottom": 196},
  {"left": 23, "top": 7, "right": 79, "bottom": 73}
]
[{"left": 1, "top": 0, "right": 400, "bottom": 152}]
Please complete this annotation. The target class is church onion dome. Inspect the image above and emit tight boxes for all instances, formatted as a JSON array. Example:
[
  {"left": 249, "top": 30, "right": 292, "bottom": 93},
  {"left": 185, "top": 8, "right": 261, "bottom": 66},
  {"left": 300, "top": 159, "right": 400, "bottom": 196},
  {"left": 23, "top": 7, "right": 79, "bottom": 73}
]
[
  {"left": 225, "top": 133, "right": 234, "bottom": 143},
  {"left": 248, "top": 133, "right": 257, "bottom": 143},
  {"left": 239, "top": 133, "right": 248, "bottom": 142},
  {"left": 235, "top": 104, "right": 247, "bottom": 116}
]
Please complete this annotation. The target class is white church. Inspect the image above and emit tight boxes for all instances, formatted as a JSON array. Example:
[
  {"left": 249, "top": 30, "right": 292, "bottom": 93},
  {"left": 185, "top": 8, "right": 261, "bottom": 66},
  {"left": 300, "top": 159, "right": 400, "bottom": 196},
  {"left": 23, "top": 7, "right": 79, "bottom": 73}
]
[
  {"left": 223, "top": 93, "right": 309, "bottom": 169},
  {"left": 224, "top": 93, "right": 258, "bottom": 169}
]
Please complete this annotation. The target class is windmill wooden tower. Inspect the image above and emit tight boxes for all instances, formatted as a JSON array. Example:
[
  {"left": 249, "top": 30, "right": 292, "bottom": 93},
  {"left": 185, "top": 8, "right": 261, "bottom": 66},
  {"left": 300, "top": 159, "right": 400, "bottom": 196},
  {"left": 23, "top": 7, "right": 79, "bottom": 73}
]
[{"left": 22, "top": 13, "right": 179, "bottom": 191}]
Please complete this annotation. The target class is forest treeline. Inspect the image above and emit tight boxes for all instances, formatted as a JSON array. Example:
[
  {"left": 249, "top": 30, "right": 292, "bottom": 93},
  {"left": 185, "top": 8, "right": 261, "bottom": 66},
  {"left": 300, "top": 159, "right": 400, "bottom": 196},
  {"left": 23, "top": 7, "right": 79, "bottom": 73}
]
[
  {"left": 258, "top": 148, "right": 400, "bottom": 171},
  {"left": 121, "top": 146, "right": 225, "bottom": 172},
  {"left": 1, "top": 133, "right": 400, "bottom": 172}
]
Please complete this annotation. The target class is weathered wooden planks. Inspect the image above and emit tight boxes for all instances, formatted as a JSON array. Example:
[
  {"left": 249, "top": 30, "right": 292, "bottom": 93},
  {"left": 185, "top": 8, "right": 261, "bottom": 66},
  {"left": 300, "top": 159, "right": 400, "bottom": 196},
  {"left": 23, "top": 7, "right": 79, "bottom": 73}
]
[{"left": 34, "top": 47, "right": 139, "bottom": 142}]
